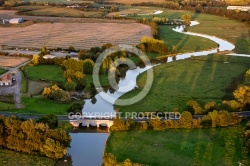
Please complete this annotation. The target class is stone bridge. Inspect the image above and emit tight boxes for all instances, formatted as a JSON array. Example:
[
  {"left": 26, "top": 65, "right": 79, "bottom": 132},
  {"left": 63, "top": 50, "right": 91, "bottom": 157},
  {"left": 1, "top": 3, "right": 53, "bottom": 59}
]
[{"left": 70, "top": 119, "right": 114, "bottom": 128}]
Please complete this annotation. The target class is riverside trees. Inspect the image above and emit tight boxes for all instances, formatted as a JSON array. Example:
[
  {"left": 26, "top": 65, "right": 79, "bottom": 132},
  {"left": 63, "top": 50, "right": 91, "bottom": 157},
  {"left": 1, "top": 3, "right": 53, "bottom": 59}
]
[{"left": 0, "top": 115, "right": 71, "bottom": 159}]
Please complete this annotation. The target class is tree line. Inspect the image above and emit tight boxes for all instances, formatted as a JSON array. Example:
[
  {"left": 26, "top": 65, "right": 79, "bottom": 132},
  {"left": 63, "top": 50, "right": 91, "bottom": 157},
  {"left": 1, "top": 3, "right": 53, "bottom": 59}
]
[{"left": 0, "top": 115, "right": 71, "bottom": 159}]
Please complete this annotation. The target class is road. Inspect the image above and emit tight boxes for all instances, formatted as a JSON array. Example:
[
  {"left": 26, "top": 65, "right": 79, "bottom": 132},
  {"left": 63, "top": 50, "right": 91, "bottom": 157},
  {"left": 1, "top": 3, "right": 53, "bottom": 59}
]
[
  {"left": 0, "top": 60, "right": 31, "bottom": 108},
  {"left": 0, "top": 111, "right": 250, "bottom": 122}
]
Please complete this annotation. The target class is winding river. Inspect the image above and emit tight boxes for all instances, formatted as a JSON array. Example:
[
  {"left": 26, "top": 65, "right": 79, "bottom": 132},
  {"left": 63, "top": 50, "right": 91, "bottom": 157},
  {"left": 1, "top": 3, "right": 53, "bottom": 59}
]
[{"left": 65, "top": 21, "right": 250, "bottom": 166}]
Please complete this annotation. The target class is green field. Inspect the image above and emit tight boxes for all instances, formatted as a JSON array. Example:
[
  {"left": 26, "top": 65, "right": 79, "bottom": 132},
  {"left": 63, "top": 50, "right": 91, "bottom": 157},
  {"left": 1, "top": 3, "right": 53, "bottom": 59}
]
[
  {"left": 115, "top": 55, "right": 250, "bottom": 113},
  {"left": 0, "top": 148, "right": 56, "bottom": 166},
  {"left": 106, "top": 126, "right": 249, "bottom": 166},
  {"left": 0, "top": 102, "right": 16, "bottom": 111},
  {"left": 25, "top": 65, "right": 65, "bottom": 83},
  {"left": 159, "top": 25, "right": 217, "bottom": 53},
  {"left": 0, "top": 68, "right": 6, "bottom": 75},
  {"left": 8, "top": 97, "right": 72, "bottom": 115},
  {"left": 127, "top": 9, "right": 250, "bottom": 54}
]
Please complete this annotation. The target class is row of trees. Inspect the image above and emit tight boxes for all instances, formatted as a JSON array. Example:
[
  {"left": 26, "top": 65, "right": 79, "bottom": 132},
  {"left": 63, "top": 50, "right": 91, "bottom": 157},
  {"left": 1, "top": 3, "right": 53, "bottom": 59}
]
[
  {"left": 0, "top": 115, "right": 71, "bottom": 159},
  {"left": 137, "top": 37, "right": 168, "bottom": 55},
  {"left": 186, "top": 70, "right": 250, "bottom": 115},
  {"left": 103, "top": 153, "right": 141, "bottom": 166},
  {"left": 110, "top": 111, "right": 241, "bottom": 131}
]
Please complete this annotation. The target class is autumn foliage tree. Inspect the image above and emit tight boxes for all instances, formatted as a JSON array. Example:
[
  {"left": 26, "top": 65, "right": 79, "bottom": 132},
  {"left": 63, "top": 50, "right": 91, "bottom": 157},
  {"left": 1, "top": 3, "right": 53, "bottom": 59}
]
[{"left": 0, "top": 115, "right": 71, "bottom": 159}]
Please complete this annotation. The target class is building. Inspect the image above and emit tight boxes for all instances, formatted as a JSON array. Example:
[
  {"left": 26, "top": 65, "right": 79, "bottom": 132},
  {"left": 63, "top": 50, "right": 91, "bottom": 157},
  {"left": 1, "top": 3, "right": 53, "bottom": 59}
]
[
  {"left": 0, "top": 73, "right": 12, "bottom": 86},
  {"left": 227, "top": 6, "right": 250, "bottom": 12},
  {"left": 43, "top": 55, "right": 56, "bottom": 59},
  {"left": 9, "top": 18, "right": 24, "bottom": 24}
]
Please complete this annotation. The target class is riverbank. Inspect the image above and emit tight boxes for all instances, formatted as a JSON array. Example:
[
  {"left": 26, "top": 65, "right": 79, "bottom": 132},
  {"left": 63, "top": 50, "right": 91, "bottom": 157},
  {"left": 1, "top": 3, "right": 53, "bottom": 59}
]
[
  {"left": 105, "top": 124, "right": 249, "bottom": 165},
  {"left": 115, "top": 54, "right": 250, "bottom": 113}
]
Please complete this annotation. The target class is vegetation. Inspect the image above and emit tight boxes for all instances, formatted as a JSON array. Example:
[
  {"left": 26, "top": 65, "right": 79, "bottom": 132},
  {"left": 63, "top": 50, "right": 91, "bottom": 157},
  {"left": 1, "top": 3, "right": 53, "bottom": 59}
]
[
  {"left": 42, "top": 84, "right": 70, "bottom": 102},
  {"left": 0, "top": 102, "right": 16, "bottom": 111},
  {"left": 0, "top": 115, "right": 71, "bottom": 159},
  {"left": 25, "top": 65, "right": 64, "bottom": 83},
  {"left": 158, "top": 25, "right": 217, "bottom": 53},
  {"left": 9, "top": 97, "right": 72, "bottom": 114},
  {"left": 0, "top": 148, "right": 56, "bottom": 166},
  {"left": 129, "top": 9, "right": 250, "bottom": 54},
  {"left": 115, "top": 55, "right": 250, "bottom": 113},
  {"left": 243, "top": 120, "right": 250, "bottom": 154},
  {"left": 105, "top": 126, "right": 249, "bottom": 166},
  {"left": 0, "top": 68, "right": 6, "bottom": 75}
]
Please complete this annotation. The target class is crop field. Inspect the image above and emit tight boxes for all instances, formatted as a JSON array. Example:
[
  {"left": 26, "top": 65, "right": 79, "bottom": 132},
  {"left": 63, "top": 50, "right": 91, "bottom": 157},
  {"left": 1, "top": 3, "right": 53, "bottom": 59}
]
[
  {"left": 0, "top": 56, "right": 30, "bottom": 67},
  {"left": 0, "top": 22, "right": 151, "bottom": 50}
]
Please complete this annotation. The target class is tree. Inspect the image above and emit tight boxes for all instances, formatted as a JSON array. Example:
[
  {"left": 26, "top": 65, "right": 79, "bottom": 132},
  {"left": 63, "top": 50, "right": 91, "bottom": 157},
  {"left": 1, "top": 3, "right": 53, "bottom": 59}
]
[
  {"left": 67, "top": 102, "right": 83, "bottom": 114},
  {"left": 208, "top": 110, "right": 218, "bottom": 127},
  {"left": 179, "top": 111, "right": 193, "bottom": 128},
  {"left": 41, "top": 46, "right": 49, "bottom": 55},
  {"left": 37, "top": 114, "right": 58, "bottom": 129},
  {"left": 64, "top": 79, "right": 77, "bottom": 91},
  {"left": 233, "top": 86, "right": 250, "bottom": 110},
  {"left": 181, "top": 14, "right": 191, "bottom": 25},
  {"left": 185, "top": 100, "right": 203, "bottom": 115},
  {"left": 246, "top": 69, "right": 250, "bottom": 83},
  {"left": 82, "top": 59, "right": 94, "bottom": 74},
  {"left": 171, "top": 45, "right": 177, "bottom": 54},
  {"left": 31, "top": 54, "right": 39, "bottom": 65},
  {"left": 40, "top": 138, "right": 67, "bottom": 158}
]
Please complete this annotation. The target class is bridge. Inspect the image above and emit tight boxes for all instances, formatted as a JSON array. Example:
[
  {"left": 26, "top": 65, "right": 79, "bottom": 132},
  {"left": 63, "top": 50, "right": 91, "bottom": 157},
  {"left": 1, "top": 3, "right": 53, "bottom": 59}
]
[{"left": 70, "top": 119, "right": 114, "bottom": 128}]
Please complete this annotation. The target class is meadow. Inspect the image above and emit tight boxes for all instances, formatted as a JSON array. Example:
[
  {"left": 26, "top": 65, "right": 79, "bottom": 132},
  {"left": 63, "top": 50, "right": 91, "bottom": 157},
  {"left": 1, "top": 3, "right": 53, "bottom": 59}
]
[
  {"left": 115, "top": 54, "right": 250, "bottom": 113},
  {"left": 0, "top": 148, "right": 56, "bottom": 166},
  {"left": 25, "top": 65, "right": 65, "bottom": 83},
  {"left": 105, "top": 125, "right": 249, "bottom": 166},
  {"left": 159, "top": 25, "right": 217, "bottom": 53},
  {"left": 127, "top": 9, "right": 250, "bottom": 54}
]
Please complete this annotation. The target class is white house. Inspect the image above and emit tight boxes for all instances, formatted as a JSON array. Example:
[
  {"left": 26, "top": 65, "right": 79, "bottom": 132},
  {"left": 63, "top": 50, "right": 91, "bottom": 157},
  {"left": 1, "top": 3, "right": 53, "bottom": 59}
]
[{"left": 9, "top": 18, "right": 24, "bottom": 24}]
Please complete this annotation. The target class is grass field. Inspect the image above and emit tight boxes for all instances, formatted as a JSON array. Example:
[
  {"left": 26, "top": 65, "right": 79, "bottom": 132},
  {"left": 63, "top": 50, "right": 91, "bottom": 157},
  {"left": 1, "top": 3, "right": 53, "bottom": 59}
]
[
  {"left": 107, "top": 0, "right": 165, "bottom": 4},
  {"left": 0, "top": 102, "right": 16, "bottom": 111},
  {"left": 115, "top": 54, "right": 250, "bottom": 113},
  {"left": 127, "top": 9, "right": 250, "bottom": 54},
  {"left": 105, "top": 126, "right": 249, "bottom": 166},
  {"left": 0, "top": 148, "right": 56, "bottom": 166},
  {"left": 0, "top": 68, "right": 6, "bottom": 75},
  {"left": 159, "top": 25, "right": 217, "bottom": 53},
  {"left": 8, "top": 97, "right": 72, "bottom": 115},
  {"left": 25, "top": 65, "right": 65, "bottom": 83}
]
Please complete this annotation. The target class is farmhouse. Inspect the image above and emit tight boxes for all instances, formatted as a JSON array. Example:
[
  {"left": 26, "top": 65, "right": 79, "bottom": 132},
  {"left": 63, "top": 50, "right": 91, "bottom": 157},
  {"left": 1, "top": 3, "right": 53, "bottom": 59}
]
[
  {"left": 0, "top": 73, "right": 12, "bottom": 86},
  {"left": 227, "top": 6, "right": 250, "bottom": 12},
  {"left": 9, "top": 18, "right": 24, "bottom": 24}
]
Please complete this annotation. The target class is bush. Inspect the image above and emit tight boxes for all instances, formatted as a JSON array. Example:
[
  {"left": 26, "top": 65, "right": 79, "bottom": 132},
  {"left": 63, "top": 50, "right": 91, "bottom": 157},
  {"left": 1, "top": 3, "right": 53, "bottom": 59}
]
[{"left": 37, "top": 114, "right": 58, "bottom": 129}]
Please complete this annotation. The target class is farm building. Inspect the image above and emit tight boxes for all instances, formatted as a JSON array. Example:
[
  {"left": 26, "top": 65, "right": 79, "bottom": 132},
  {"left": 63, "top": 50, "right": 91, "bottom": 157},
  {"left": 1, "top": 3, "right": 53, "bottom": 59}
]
[
  {"left": 9, "top": 18, "right": 24, "bottom": 24},
  {"left": 227, "top": 6, "right": 250, "bottom": 12},
  {"left": 43, "top": 55, "right": 56, "bottom": 59},
  {"left": 0, "top": 73, "right": 12, "bottom": 86}
]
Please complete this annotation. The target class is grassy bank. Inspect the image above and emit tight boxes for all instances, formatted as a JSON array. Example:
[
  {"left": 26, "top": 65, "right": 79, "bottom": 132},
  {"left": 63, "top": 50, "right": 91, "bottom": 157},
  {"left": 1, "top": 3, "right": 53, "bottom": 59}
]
[
  {"left": 0, "top": 148, "right": 56, "bottom": 166},
  {"left": 127, "top": 9, "right": 250, "bottom": 54},
  {"left": 159, "top": 25, "right": 217, "bottom": 53},
  {"left": 0, "top": 102, "right": 16, "bottom": 111},
  {"left": 115, "top": 54, "right": 250, "bottom": 113},
  {"left": 105, "top": 126, "right": 249, "bottom": 165},
  {"left": 7, "top": 97, "right": 72, "bottom": 115}
]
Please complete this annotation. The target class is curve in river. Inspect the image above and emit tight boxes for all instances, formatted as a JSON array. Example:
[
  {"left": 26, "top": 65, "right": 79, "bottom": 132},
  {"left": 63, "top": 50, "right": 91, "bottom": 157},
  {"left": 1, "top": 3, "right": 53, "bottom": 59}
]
[{"left": 67, "top": 21, "right": 250, "bottom": 166}]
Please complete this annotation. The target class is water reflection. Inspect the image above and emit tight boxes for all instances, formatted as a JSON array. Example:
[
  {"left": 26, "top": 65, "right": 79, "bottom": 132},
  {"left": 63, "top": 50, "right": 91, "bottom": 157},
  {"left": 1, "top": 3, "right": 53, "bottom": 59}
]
[{"left": 66, "top": 133, "right": 109, "bottom": 166}]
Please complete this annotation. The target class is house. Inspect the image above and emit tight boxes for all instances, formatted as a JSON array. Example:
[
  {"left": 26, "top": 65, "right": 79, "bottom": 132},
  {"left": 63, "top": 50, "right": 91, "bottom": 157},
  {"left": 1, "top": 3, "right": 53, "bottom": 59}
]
[
  {"left": 9, "top": 18, "right": 24, "bottom": 24},
  {"left": 0, "top": 73, "right": 12, "bottom": 86}
]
